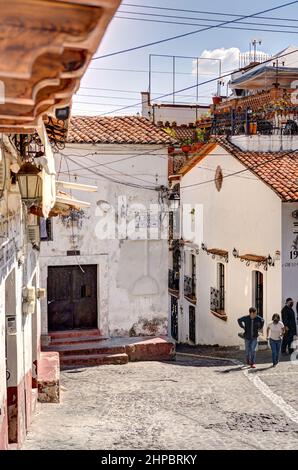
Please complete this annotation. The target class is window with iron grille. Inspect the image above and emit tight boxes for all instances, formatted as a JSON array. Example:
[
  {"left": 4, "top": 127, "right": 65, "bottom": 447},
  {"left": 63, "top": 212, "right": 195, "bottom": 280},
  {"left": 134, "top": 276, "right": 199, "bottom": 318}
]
[
  {"left": 171, "top": 295, "right": 178, "bottom": 341},
  {"left": 210, "top": 263, "right": 225, "bottom": 312},
  {"left": 218, "top": 263, "right": 225, "bottom": 311},
  {"left": 253, "top": 271, "right": 263, "bottom": 317},
  {"left": 189, "top": 305, "right": 196, "bottom": 343}
]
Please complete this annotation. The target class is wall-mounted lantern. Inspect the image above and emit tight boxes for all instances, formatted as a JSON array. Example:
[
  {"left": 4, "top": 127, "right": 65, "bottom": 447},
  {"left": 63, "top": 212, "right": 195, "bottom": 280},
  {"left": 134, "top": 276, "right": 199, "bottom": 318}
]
[
  {"left": 232, "top": 248, "right": 239, "bottom": 258},
  {"left": 17, "top": 162, "right": 42, "bottom": 205},
  {"left": 169, "top": 192, "right": 180, "bottom": 211}
]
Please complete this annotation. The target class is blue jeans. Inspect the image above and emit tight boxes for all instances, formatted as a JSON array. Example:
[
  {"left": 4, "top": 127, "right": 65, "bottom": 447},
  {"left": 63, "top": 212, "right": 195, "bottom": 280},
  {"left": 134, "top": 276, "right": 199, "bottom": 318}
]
[
  {"left": 245, "top": 338, "right": 258, "bottom": 365},
  {"left": 270, "top": 338, "right": 281, "bottom": 365}
]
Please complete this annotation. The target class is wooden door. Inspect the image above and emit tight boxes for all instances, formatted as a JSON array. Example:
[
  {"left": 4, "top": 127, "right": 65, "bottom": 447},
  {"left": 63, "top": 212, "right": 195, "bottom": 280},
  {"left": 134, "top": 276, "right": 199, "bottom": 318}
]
[{"left": 47, "top": 265, "right": 97, "bottom": 331}]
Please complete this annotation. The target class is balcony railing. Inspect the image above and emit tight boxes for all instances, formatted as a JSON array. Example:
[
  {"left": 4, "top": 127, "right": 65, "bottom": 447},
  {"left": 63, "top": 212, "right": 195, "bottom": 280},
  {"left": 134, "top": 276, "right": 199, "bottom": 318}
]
[
  {"left": 169, "top": 269, "right": 179, "bottom": 292},
  {"left": 211, "top": 110, "right": 298, "bottom": 137},
  {"left": 184, "top": 275, "right": 196, "bottom": 300}
]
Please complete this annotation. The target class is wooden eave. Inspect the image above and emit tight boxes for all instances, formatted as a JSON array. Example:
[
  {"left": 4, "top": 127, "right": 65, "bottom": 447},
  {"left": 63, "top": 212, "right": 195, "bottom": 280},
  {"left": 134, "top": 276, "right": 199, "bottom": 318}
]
[
  {"left": 239, "top": 254, "right": 267, "bottom": 263},
  {"left": 0, "top": 0, "right": 121, "bottom": 133},
  {"left": 206, "top": 248, "right": 229, "bottom": 257}
]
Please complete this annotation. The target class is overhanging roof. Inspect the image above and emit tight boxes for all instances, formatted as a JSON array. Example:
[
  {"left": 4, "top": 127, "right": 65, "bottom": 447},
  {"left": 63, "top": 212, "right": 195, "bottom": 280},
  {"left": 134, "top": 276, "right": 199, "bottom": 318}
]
[{"left": 0, "top": 0, "right": 121, "bottom": 133}]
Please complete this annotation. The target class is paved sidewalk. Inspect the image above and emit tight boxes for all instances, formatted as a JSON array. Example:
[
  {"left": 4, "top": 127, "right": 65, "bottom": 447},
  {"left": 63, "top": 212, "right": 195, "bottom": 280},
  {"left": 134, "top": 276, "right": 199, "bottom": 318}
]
[{"left": 23, "top": 352, "right": 298, "bottom": 450}]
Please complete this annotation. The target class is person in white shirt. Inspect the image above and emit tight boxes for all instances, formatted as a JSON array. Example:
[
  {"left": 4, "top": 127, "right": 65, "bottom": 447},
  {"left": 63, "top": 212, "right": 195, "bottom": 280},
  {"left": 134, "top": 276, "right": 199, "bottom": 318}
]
[{"left": 267, "top": 314, "right": 285, "bottom": 367}]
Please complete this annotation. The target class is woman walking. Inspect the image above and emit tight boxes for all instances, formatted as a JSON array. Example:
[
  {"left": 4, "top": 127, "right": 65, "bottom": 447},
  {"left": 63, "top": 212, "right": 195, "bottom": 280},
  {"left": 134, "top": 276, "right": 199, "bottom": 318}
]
[{"left": 267, "top": 314, "right": 285, "bottom": 366}]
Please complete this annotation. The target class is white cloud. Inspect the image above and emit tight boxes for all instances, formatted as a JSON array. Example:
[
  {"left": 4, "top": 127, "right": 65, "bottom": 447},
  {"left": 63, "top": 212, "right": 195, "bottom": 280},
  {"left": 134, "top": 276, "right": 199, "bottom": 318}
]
[{"left": 193, "top": 47, "right": 241, "bottom": 77}]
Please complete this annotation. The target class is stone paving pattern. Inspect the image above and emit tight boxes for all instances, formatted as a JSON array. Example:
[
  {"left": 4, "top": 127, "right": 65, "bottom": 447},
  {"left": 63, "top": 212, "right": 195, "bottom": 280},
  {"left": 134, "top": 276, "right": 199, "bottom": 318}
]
[{"left": 23, "top": 347, "right": 298, "bottom": 450}]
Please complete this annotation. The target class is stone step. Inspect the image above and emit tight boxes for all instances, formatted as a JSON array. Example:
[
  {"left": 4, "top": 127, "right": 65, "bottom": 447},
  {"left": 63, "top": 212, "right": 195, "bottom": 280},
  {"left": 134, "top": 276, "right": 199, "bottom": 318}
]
[
  {"left": 60, "top": 353, "right": 129, "bottom": 368},
  {"left": 49, "top": 329, "right": 101, "bottom": 340},
  {"left": 57, "top": 345, "right": 126, "bottom": 357},
  {"left": 50, "top": 335, "right": 103, "bottom": 346}
]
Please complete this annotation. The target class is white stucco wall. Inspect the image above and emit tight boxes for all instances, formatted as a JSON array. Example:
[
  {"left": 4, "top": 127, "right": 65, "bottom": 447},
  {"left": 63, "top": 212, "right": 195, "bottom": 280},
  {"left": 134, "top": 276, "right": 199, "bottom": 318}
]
[
  {"left": 231, "top": 135, "right": 298, "bottom": 153},
  {"left": 141, "top": 92, "right": 209, "bottom": 126},
  {"left": 40, "top": 144, "right": 169, "bottom": 337},
  {"left": 282, "top": 202, "right": 298, "bottom": 304},
  {"left": 177, "top": 144, "right": 282, "bottom": 346}
]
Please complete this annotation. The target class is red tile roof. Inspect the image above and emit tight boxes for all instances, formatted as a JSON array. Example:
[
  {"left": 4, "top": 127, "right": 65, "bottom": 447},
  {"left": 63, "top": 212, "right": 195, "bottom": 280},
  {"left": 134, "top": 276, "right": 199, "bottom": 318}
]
[
  {"left": 171, "top": 126, "right": 196, "bottom": 142},
  {"left": 213, "top": 137, "right": 298, "bottom": 202},
  {"left": 67, "top": 116, "right": 176, "bottom": 145}
]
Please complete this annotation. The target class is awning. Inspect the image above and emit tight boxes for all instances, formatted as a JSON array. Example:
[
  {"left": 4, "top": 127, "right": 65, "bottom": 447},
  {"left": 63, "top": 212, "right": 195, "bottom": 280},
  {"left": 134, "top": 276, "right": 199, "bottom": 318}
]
[{"left": 29, "top": 190, "right": 90, "bottom": 218}]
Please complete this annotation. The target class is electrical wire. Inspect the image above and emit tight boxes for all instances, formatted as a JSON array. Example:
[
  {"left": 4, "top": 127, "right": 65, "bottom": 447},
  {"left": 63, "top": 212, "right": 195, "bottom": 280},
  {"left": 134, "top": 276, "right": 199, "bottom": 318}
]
[
  {"left": 65, "top": 155, "right": 158, "bottom": 191},
  {"left": 115, "top": 14, "right": 298, "bottom": 34},
  {"left": 122, "top": 3, "right": 298, "bottom": 23},
  {"left": 92, "top": 1, "right": 298, "bottom": 60},
  {"left": 96, "top": 47, "right": 298, "bottom": 116},
  {"left": 117, "top": 9, "right": 298, "bottom": 28},
  {"left": 181, "top": 147, "right": 298, "bottom": 191}
]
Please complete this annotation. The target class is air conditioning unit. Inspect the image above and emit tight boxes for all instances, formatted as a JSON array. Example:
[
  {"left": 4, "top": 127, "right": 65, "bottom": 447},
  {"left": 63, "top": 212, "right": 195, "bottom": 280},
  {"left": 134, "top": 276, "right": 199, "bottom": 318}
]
[{"left": 22, "top": 286, "right": 36, "bottom": 315}]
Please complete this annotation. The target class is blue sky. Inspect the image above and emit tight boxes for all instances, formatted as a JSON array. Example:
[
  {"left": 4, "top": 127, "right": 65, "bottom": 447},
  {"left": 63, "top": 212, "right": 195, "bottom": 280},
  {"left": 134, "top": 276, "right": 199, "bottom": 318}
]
[{"left": 72, "top": 0, "right": 298, "bottom": 116}]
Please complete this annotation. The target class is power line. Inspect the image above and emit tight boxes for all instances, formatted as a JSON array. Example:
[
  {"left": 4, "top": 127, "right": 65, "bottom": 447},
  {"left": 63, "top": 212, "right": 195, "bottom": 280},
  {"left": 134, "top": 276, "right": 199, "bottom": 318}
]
[
  {"left": 87, "top": 66, "right": 214, "bottom": 76},
  {"left": 78, "top": 86, "right": 213, "bottom": 98},
  {"left": 65, "top": 155, "right": 158, "bottom": 190},
  {"left": 181, "top": 148, "right": 298, "bottom": 191},
  {"left": 115, "top": 14, "right": 298, "bottom": 33},
  {"left": 92, "top": 1, "right": 298, "bottom": 60},
  {"left": 96, "top": 47, "right": 298, "bottom": 116},
  {"left": 122, "top": 3, "right": 298, "bottom": 23},
  {"left": 76, "top": 91, "right": 211, "bottom": 100}
]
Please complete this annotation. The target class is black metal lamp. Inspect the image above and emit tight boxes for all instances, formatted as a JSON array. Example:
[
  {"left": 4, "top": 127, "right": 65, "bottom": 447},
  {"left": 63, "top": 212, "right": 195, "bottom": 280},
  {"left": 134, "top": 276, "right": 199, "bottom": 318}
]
[
  {"left": 233, "top": 248, "right": 239, "bottom": 258},
  {"left": 267, "top": 254, "right": 273, "bottom": 266},
  {"left": 169, "top": 192, "right": 180, "bottom": 211},
  {"left": 17, "top": 162, "right": 42, "bottom": 205}
]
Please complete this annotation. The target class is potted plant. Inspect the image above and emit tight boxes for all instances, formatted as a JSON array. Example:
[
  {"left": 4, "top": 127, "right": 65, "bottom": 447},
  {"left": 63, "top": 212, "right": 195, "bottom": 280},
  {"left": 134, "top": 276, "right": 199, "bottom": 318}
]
[
  {"left": 181, "top": 138, "right": 192, "bottom": 154},
  {"left": 196, "top": 128, "right": 206, "bottom": 143},
  {"left": 212, "top": 95, "right": 222, "bottom": 105}
]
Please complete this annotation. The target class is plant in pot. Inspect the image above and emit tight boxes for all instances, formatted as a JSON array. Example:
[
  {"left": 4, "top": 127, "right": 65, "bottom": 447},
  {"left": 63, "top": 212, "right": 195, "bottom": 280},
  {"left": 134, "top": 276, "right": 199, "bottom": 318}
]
[
  {"left": 181, "top": 138, "right": 192, "bottom": 154},
  {"left": 212, "top": 94, "right": 222, "bottom": 105},
  {"left": 196, "top": 127, "right": 206, "bottom": 143}
]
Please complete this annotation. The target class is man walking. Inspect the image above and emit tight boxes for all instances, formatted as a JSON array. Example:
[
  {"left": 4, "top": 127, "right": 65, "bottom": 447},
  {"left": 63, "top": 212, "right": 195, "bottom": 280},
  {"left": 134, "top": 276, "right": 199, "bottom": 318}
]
[
  {"left": 281, "top": 298, "right": 297, "bottom": 355},
  {"left": 238, "top": 307, "right": 264, "bottom": 368}
]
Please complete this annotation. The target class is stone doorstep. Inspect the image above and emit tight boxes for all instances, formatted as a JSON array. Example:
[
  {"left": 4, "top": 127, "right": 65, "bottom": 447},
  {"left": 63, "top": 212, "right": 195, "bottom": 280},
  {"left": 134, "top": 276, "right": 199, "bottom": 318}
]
[
  {"left": 60, "top": 353, "right": 129, "bottom": 368},
  {"left": 49, "top": 329, "right": 101, "bottom": 340},
  {"left": 37, "top": 352, "right": 60, "bottom": 404},
  {"left": 50, "top": 336, "right": 103, "bottom": 346},
  {"left": 54, "top": 345, "right": 126, "bottom": 357}
]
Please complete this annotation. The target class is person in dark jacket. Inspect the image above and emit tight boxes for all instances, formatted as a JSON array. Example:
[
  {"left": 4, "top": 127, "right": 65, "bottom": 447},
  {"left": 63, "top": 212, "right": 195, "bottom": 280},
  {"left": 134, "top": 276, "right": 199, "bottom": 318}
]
[
  {"left": 238, "top": 307, "right": 264, "bottom": 368},
  {"left": 281, "top": 298, "right": 297, "bottom": 354}
]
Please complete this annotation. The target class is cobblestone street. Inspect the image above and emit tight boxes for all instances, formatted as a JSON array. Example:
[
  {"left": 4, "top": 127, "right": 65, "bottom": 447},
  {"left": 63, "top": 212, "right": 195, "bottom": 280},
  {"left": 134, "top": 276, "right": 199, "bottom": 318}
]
[{"left": 23, "top": 352, "right": 298, "bottom": 450}]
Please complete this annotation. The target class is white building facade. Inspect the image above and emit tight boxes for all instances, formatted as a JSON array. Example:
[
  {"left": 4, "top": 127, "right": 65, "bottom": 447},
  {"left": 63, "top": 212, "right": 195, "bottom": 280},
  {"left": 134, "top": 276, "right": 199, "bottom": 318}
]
[
  {"left": 169, "top": 139, "right": 298, "bottom": 347},
  {"left": 40, "top": 116, "right": 172, "bottom": 343}
]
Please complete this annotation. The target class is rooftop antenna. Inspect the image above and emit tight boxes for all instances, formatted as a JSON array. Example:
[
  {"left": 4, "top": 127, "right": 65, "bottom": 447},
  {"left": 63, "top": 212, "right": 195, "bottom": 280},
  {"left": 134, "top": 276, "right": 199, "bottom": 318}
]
[{"left": 251, "top": 39, "right": 262, "bottom": 63}]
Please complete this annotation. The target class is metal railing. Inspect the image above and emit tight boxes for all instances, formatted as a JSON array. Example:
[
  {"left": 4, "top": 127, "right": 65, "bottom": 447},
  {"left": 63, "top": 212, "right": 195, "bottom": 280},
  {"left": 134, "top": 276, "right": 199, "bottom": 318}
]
[
  {"left": 184, "top": 275, "right": 196, "bottom": 298},
  {"left": 169, "top": 269, "right": 179, "bottom": 291}
]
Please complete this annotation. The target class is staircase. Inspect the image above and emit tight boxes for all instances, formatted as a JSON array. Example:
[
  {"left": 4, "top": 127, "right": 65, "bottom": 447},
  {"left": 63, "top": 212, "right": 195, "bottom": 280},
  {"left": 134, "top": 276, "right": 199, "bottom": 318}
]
[
  {"left": 47, "top": 330, "right": 129, "bottom": 369},
  {"left": 45, "top": 330, "right": 176, "bottom": 369}
]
